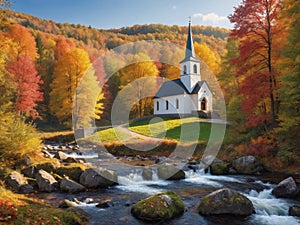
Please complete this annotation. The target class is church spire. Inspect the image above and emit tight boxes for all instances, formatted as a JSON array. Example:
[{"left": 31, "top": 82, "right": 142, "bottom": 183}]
[{"left": 185, "top": 19, "right": 196, "bottom": 59}]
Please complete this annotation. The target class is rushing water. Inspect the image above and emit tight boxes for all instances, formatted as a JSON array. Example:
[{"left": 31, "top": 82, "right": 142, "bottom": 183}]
[{"left": 49, "top": 167, "right": 299, "bottom": 225}]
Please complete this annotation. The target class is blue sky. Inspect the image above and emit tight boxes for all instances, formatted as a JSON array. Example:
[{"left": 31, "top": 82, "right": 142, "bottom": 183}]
[{"left": 10, "top": 0, "right": 242, "bottom": 29}]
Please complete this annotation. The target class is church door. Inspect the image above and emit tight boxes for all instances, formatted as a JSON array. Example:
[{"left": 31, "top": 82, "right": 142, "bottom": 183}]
[{"left": 201, "top": 98, "right": 207, "bottom": 111}]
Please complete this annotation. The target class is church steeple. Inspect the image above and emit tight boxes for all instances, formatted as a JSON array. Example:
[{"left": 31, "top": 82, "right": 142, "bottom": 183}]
[
  {"left": 185, "top": 20, "right": 196, "bottom": 59},
  {"left": 180, "top": 19, "right": 201, "bottom": 92}
]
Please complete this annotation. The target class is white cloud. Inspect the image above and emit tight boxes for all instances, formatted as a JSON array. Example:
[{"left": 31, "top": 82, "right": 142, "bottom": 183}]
[
  {"left": 193, "top": 12, "right": 227, "bottom": 24},
  {"left": 172, "top": 5, "right": 177, "bottom": 10}
]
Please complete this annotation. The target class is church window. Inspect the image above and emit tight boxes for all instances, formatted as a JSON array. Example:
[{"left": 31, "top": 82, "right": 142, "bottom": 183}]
[
  {"left": 176, "top": 99, "right": 179, "bottom": 109},
  {"left": 193, "top": 64, "right": 197, "bottom": 73},
  {"left": 183, "top": 65, "right": 187, "bottom": 74},
  {"left": 156, "top": 101, "right": 159, "bottom": 111},
  {"left": 166, "top": 100, "right": 169, "bottom": 110}
]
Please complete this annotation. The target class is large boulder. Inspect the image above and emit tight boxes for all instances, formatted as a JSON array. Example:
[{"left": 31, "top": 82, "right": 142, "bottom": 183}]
[
  {"left": 210, "top": 162, "right": 230, "bottom": 175},
  {"left": 272, "top": 177, "right": 298, "bottom": 198},
  {"left": 60, "top": 178, "right": 86, "bottom": 193},
  {"left": 131, "top": 191, "right": 184, "bottom": 221},
  {"left": 142, "top": 167, "right": 153, "bottom": 180},
  {"left": 79, "top": 168, "right": 117, "bottom": 189},
  {"left": 6, "top": 171, "right": 34, "bottom": 194},
  {"left": 55, "top": 165, "right": 85, "bottom": 183},
  {"left": 232, "top": 156, "right": 262, "bottom": 175},
  {"left": 35, "top": 169, "right": 58, "bottom": 192},
  {"left": 289, "top": 205, "right": 300, "bottom": 217},
  {"left": 157, "top": 164, "right": 185, "bottom": 180},
  {"left": 198, "top": 188, "right": 254, "bottom": 216},
  {"left": 35, "top": 160, "right": 60, "bottom": 173}
]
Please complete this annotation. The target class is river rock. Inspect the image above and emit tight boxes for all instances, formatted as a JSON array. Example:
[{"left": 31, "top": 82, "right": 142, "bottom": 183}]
[
  {"left": 142, "top": 167, "right": 153, "bottom": 180},
  {"left": 35, "top": 160, "right": 60, "bottom": 173},
  {"left": 289, "top": 205, "right": 300, "bottom": 217},
  {"left": 210, "top": 162, "right": 230, "bottom": 175},
  {"left": 272, "top": 177, "right": 298, "bottom": 198},
  {"left": 35, "top": 169, "right": 58, "bottom": 192},
  {"left": 198, "top": 188, "right": 254, "bottom": 216},
  {"left": 232, "top": 155, "right": 262, "bottom": 175},
  {"left": 157, "top": 164, "right": 185, "bottom": 180},
  {"left": 131, "top": 191, "right": 184, "bottom": 221},
  {"left": 6, "top": 171, "right": 34, "bottom": 194},
  {"left": 21, "top": 166, "right": 38, "bottom": 178},
  {"left": 79, "top": 168, "right": 117, "bottom": 188},
  {"left": 55, "top": 165, "right": 85, "bottom": 183},
  {"left": 60, "top": 178, "right": 86, "bottom": 193},
  {"left": 54, "top": 151, "right": 69, "bottom": 160}
]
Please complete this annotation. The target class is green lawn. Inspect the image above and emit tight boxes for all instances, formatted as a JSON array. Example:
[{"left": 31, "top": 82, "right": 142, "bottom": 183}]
[{"left": 95, "top": 117, "right": 226, "bottom": 144}]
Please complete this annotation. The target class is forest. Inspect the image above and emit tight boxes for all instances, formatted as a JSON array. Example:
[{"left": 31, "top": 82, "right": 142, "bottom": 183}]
[{"left": 0, "top": 0, "right": 299, "bottom": 172}]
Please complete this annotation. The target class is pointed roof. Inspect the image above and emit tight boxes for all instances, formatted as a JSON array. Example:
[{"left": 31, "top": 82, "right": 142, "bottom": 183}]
[{"left": 180, "top": 20, "right": 200, "bottom": 63}]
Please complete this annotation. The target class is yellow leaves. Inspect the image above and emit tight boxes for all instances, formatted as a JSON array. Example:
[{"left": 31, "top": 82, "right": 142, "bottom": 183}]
[
  {"left": 194, "top": 43, "right": 221, "bottom": 75},
  {"left": 50, "top": 48, "right": 91, "bottom": 127}
]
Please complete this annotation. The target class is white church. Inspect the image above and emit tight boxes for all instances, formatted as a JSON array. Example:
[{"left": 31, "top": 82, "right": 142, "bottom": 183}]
[{"left": 154, "top": 21, "right": 213, "bottom": 117}]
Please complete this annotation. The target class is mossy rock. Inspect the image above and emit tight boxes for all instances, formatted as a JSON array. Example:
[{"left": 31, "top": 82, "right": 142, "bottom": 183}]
[
  {"left": 210, "top": 162, "right": 230, "bottom": 175},
  {"left": 157, "top": 164, "right": 185, "bottom": 180},
  {"left": 198, "top": 188, "right": 254, "bottom": 216},
  {"left": 35, "top": 159, "right": 60, "bottom": 173},
  {"left": 131, "top": 191, "right": 184, "bottom": 221},
  {"left": 55, "top": 164, "right": 86, "bottom": 183}
]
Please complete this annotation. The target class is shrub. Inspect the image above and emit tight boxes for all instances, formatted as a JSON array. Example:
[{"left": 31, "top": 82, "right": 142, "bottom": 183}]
[{"left": 0, "top": 112, "right": 41, "bottom": 165}]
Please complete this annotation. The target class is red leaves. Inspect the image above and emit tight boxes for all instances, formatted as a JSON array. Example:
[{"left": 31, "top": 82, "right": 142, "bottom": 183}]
[
  {"left": 229, "top": 0, "right": 283, "bottom": 127},
  {"left": 7, "top": 55, "right": 43, "bottom": 118}
]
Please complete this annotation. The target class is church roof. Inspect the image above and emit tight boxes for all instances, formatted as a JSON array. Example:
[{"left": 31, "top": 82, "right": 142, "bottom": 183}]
[
  {"left": 180, "top": 21, "right": 200, "bottom": 63},
  {"left": 154, "top": 79, "right": 208, "bottom": 98}
]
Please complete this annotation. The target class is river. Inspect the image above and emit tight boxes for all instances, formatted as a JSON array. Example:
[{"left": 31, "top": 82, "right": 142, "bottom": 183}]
[{"left": 39, "top": 160, "right": 300, "bottom": 225}]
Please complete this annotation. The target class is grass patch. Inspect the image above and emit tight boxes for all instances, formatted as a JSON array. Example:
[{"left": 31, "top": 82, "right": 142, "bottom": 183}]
[{"left": 0, "top": 186, "right": 88, "bottom": 224}]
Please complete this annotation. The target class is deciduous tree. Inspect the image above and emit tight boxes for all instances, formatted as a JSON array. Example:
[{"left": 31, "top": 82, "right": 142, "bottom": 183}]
[
  {"left": 7, "top": 55, "right": 43, "bottom": 118},
  {"left": 229, "top": 0, "right": 284, "bottom": 127}
]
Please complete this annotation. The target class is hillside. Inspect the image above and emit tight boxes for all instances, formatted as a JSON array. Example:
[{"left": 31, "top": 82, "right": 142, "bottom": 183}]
[{"left": 2, "top": 9, "right": 228, "bottom": 57}]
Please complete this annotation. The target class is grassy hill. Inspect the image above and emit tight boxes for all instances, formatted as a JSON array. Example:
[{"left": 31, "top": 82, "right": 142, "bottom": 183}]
[{"left": 96, "top": 117, "right": 226, "bottom": 144}]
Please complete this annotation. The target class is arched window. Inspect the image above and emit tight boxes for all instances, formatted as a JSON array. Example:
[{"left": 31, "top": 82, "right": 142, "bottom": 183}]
[
  {"left": 201, "top": 98, "right": 207, "bottom": 111},
  {"left": 183, "top": 65, "right": 187, "bottom": 75},
  {"left": 193, "top": 64, "right": 197, "bottom": 73},
  {"left": 166, "top": 100, "right": 169, "bottom": 110},
  {"left": 156, "top": 101, "right": 159, "bottom": 111},
  {"left": 176, "top": 99, "right": 179, "bottom": 109}
]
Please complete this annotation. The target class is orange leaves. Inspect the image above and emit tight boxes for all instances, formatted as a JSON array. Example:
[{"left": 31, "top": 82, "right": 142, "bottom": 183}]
[{"left": 8, "top": 24, "right": 37, "bottom": 60}]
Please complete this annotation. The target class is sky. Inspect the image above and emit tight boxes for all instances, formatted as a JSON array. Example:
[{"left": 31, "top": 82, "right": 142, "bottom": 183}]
[{"left": 10, "top": 0, "right": 242, "bottom": 29}]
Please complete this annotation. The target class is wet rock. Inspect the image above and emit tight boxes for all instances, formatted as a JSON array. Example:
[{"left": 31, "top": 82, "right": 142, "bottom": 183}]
[
  {"left": 272, "top": 177, "right": 298, "bottom": 198},
  {"left": 96, "top": 200, "right": 110, "bottom": 208},
  {"left": 54, "top": 151, "right": 69, "bottom": 160},
  {"left": 131, "top": 191, "right": 184, "bottom": 221},
  {"left": 42, "top": 150, "right": 52, "bottom": 158},
  {"left": 228, "top": 168, "right": 238, "bottom": 175},
  {"left": 63, "top": 157, "right": 78, "bottom": 164},
  {"left": 55, "top": 165, "right": 85, "bottom": 183},
  {"left": 59, "top": 199, "right": 77, "bottom": 208},
  {"left": 202, "top": 155, "right": 222, "bottom": 167},
  {"left": 79, "top": 168, "right": 117, "bottom": 189},
  {"left": 35, "top": 169, "right": 58, "bottom": 192},
  {"left": 210, "top": 162, "right": 230, "bottom": 175},
  {"left": 60, "top": 178, "right": 86, "bottom": 193},
  {"left": 289, "top": 205, "right": 300, "bottom": 217},
  {"left": 142, "top": 167, "right": 153, "bottom": 180},
  {"left": 198, "top": 188, "right": 254, "bottom": 216},
  {"left": 232, "top": 156, "right": 262, "bottom": 175},
  {"left": 6, "top": 171, "right": 33, "bottom": 194},
  {"left": 157, "top": 164, "right": 185, "bottom": 180}
]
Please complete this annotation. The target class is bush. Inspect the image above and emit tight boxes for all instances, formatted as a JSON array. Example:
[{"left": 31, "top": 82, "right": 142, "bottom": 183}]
[{"left": 0, "top": 112, "right": 42, "bottom": 165}]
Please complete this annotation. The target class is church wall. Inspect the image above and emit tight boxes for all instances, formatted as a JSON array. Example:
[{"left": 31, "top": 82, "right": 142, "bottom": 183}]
[
  {"left": 154, "top": 94, "right": 198, "bottom": 116},
  {"left": 197, "top": 83, "right": 213, "bottom": 111}
]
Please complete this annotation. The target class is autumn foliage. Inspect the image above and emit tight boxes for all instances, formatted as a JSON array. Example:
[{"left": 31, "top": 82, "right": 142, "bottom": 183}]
[{"left": 8, "top": 55, "right": 43, "bottom": 118}]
